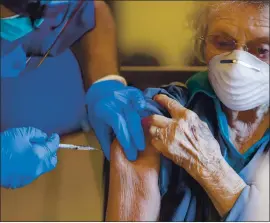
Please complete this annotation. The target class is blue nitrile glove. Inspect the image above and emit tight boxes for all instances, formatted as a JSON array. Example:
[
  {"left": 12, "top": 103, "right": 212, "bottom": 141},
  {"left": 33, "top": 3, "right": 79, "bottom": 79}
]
[
  {"left": 86, "top": 80, "right": 146, "bottom": 161},
  {"left": 1, "top": 127, "right": 60, "bottom": 189}
]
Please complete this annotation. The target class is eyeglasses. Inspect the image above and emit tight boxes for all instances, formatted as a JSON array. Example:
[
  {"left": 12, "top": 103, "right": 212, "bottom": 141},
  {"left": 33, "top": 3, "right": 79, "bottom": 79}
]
[{"left": 199, "top": 35, "right": 269, "bottom": 63}]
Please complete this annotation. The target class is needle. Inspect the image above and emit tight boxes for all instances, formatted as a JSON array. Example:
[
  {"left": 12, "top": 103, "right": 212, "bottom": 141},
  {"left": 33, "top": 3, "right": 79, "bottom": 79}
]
[{"left": 59, "top": 143, "right": 100, "bottom": 151}]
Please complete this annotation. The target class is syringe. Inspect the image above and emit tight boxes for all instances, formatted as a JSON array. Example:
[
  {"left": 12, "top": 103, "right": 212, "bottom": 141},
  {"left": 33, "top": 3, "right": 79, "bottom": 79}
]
[{"left": 59, "top": 143, "right": 100, "bottom": 151}]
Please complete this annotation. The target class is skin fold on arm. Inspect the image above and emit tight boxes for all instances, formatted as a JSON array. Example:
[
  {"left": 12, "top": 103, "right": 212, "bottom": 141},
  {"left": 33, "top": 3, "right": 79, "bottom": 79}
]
[{"left": 105, "top": 134, "right": 161, "bottom": 222}]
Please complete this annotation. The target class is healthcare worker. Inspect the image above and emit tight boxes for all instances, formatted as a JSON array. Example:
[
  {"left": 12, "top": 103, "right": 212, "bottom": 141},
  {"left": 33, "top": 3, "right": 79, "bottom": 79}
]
[{"left": 0, "top": 0, "right": 146, "bottom": 189}]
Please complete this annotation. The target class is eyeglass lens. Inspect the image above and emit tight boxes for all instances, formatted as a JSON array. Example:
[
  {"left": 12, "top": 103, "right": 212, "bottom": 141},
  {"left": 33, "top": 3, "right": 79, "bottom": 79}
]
[{"left": 205, "top": 35, "right": 269, "bottom": 62}]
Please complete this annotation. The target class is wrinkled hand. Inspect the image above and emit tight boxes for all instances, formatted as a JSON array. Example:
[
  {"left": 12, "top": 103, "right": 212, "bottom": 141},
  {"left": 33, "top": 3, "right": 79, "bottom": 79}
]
[
  {"left": 1, "top": 127, "right": 60, "bottom": 189},
  {"left": 86, "top": 80, "right": 146, "bottom": 161},
  {"left": 145, "top": 94, "right": 222, "bottom": 180},
  {"left": 144, "top": 95, "right": 247, "bottom": 217}
]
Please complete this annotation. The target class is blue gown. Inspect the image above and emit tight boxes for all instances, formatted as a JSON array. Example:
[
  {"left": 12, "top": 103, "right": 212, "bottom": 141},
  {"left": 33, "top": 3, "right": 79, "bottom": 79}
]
[
  {"left": 140, "top": 71, "right": 269, "bottom": 221},
  {"left": 1, "top": 0, "right": 95, "bottom": 135}
]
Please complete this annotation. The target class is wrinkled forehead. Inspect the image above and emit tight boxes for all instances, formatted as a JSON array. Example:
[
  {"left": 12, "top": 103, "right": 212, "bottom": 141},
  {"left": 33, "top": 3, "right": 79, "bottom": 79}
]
[{"left": 208, "top": 2, "right": 269, "bottom": 29}]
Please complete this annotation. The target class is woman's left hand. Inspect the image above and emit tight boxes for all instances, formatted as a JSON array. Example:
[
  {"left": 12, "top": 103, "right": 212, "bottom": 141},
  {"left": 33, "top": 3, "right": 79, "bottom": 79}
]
[
  {"left": 144, "top": 94, "right": 223, "bottom": 181},
  {"left": 145, "top": 94, "right": 247, "bottom": 216}
]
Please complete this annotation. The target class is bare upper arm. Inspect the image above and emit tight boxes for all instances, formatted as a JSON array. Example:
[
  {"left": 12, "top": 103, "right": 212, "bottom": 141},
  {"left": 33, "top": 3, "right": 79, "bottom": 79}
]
[
  {"left": 110, "top": 136, "right": 161, "bottom": 178},
  {"left": 106, "top": 137, "right": 161, "bottom": 221}
]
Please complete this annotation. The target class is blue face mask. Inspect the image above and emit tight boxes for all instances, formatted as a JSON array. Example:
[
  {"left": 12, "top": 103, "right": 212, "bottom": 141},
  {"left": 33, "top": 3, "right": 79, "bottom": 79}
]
[{"left": 0, "top": 15, "right": 44, "bottom": 42}]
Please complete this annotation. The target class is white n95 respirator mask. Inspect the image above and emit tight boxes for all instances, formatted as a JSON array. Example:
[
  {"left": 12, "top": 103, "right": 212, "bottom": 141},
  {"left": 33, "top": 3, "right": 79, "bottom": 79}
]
[{"left": 208, "top": 50, "right": 269, "bottom": 111}]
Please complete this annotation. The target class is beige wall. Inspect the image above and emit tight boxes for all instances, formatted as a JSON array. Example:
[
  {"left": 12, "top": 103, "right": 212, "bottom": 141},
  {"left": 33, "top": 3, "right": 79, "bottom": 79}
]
[{"left": 115, "top": 1, "right": 198, "bottom": 66}]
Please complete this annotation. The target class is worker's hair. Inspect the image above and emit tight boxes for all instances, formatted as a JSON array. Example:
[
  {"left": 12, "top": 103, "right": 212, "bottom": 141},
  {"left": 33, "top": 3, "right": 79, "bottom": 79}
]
[
  {"left": 26, "top": 1, "right": 46, "bottom": 28},
  {"left": 188, "top": 0, "right": 269, "bottom": 64}
]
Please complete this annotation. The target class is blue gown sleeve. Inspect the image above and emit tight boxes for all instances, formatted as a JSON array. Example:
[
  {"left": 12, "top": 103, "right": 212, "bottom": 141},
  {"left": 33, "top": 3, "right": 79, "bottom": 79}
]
[
  {"left": 225, "top": 185, "right": 260, "bottom": 221},
  {"left": 23, "top": 0, "right": 95, "bottom": 56},
  {"left": 140, "top": 84, "right": 189, "bottom": 118},
  {"left": 225, "top": 151, "right": 269, "bottom": 221}
]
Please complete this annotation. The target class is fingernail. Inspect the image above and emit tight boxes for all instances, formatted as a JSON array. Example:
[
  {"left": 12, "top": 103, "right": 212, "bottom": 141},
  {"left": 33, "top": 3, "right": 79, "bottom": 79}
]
[
  {"left": 153, "top": 95, "right": 159, "bottom": 101},
  {"left": 149, "top": 126, "right": 156, "bottom": 136},
  {"left": 153, "top": 94, "right": 165, "bottom": 101}
]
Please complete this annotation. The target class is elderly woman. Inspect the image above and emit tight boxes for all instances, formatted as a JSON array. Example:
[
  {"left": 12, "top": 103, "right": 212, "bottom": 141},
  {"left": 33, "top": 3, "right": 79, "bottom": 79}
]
[{"left": 105, "top": 0, "right": 269, "bottom": 222}]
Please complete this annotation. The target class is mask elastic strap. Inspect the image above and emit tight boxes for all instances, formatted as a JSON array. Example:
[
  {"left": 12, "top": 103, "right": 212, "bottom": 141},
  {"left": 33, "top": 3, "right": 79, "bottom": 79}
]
[
  {"left": 0, "top": 15, "right": 20, "bottom": 20},
  {"left": 50, "top": 3, "right": 71, "bottom": 30}
]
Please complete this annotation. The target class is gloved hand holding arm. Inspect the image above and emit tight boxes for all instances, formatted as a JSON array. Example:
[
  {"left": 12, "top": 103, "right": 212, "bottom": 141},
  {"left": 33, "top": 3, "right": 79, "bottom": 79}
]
[
  {"left": 70, "top": 1, "right": 147, "bottom": 160},
  {"left": 86, "top": 79, "right": 174, "bottom": 161},
  {"left": 1, "top": 127, "right": 60, "bottom": 189},
  {"left": 86, "top": 80, "right": 146, "bottom": 161}
]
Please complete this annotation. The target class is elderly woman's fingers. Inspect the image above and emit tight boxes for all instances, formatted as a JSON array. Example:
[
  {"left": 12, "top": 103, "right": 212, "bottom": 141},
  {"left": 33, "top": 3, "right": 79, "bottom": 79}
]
[
  {"left": 149, "top": 126, "right": 164, "bottom": 141},
  {"left": 148, "top": 123, "right": 175, "bottom": 145},
  {"left": 142, "top": 115, "right": 172, "bottom": 129},
  {"left": 154, "top": 94, "right": 186, "bottom": 118},
  {"left": 151, "top": 138, "right": 166, "bottom": 153},
  {"left": 151, "top": 133, "right": 194, "bottom": 169},
  {"left": 148, "top": 119, "right": 178, "bottom": 145}
]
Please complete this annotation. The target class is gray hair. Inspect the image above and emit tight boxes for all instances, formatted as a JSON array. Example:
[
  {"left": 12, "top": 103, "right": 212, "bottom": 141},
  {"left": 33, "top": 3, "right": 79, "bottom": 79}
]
[{"left": 189, "top": 1, "right": 269, "bottom": 64}]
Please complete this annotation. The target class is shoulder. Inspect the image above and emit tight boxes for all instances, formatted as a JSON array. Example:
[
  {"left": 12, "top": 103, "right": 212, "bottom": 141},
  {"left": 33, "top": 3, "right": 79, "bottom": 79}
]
[
  {"left": 143, "top": 71, "right": 214, "bottom": 111},
  {"left": 144, "top": 82, "right": 189, "bottom": 107},
  {"left": 161, "top": 82, "right": 189, "bottom": 106},
  {"left": 158, "top": 70, "right": 212, "bottom": 105}
]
